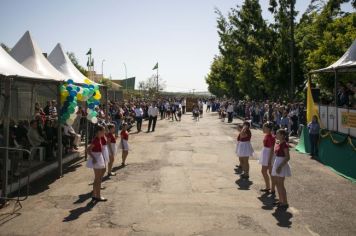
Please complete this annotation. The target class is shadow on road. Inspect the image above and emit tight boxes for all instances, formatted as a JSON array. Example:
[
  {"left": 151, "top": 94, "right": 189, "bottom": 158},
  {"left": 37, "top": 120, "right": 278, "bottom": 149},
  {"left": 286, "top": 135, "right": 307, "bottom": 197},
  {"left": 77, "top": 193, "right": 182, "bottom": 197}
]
[
  {"left": 272, "top": 209, "right": 293, "bottom": 228},
  {"left": 0, "top": 212, "right": 21, "bottom": 226},
  {"left": 257, "top": 193, "right": 275, "bottom": 210},
  {"left": 235, "top": 178, "right": 253, "bottom": 190},
  {"left": 73, "top": 192, "right": 92, "bottom": 204},
  {"left": 111, "top": 164, "right": 126, "bottom": 172},
  {"left": 21, "top": 159, "right": 84, "bottom": 197},
  {"left": 63, "top": 200, "right": 97, "bottom": 222}
]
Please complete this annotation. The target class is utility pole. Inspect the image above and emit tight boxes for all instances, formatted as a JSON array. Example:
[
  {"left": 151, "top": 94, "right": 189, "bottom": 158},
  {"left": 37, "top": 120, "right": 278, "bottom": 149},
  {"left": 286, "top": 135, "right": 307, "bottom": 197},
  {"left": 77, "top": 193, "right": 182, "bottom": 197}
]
[
  {"left": 156, "top": 66, "right": 159, "bottom": 93},
  {"left": 123, "top": 63, "right": 127, "bottom": 90},
  {"left": 290, "top": 0, "right": 295, "bottom": 98},
  {"left": 101, "top": 59, "right": 105, "bottom": 77}
]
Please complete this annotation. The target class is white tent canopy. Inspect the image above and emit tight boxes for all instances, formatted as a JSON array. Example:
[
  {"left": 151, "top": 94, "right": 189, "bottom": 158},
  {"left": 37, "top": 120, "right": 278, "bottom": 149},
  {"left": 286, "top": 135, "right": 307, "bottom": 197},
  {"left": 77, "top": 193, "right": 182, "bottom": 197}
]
[
  {"left": 10, "top": 31, "right": 67, "bottom": 81},
  {"left": 0, "top": 46, "right": 47, "bottom": 79},
  {"left": 48, "top": 43, "right": 96, "bottom": 85},
  {"left": 312, "top": 39, "right": 356, "bottom": 73}
]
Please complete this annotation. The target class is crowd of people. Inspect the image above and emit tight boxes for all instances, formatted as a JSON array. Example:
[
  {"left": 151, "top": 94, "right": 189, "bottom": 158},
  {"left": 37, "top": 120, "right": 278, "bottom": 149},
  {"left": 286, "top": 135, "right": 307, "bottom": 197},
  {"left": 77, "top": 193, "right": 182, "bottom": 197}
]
[
  {"left": 215, "top": 100, "right": 307, "bottom": 137},
  {"left": 336, "top": 81, "right": 356, "bottom": 108}
]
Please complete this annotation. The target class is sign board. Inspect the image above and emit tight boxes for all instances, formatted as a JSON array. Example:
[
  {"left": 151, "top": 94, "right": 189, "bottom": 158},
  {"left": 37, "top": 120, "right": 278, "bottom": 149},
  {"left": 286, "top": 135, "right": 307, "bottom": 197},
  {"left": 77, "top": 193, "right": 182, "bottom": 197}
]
[{"left": 341, "top": 112, "right": 356, "bottom": 129}]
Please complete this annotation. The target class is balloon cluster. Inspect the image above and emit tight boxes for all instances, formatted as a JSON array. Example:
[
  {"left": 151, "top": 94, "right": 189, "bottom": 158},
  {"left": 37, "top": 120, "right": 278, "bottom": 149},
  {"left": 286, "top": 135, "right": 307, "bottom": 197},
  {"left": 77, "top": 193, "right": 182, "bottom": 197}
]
[{"left": 60, "top": 78, "right": 102, "bottom": 125}]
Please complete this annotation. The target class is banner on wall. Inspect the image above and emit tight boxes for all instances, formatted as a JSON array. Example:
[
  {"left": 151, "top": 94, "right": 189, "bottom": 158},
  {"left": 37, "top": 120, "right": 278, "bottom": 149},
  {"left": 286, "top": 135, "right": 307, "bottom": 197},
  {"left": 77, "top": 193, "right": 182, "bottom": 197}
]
[{"left": 341, "top": 112, "right": 356, "bottom": 129}]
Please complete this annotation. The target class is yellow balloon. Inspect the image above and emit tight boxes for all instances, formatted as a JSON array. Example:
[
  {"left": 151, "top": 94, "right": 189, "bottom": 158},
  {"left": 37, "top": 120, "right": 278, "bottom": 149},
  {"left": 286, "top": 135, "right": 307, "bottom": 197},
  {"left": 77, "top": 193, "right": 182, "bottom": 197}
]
[
  {"left": 61, "top": 90, "right": 69, "bottom": 98},
  {"left": 84, "top": 79, "right": 91, "bottom": 84},
  {"left": 94, "top": 93, "right": 101, "bottom": 100},
  {"left": 77, "top": 94, "right": 83, "bottom": 101}
]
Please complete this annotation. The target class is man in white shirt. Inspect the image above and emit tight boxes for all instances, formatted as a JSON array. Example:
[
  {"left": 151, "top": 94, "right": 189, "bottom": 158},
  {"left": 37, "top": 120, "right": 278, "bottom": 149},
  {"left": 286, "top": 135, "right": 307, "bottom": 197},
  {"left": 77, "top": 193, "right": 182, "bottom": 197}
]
[
  {"left": 227, "top": 102, "right": 234, "bottom": 123},
  {"left": 147, "top": 103, "right": 159, "bottom": 132},
  {"left": 134, "top": 104, "right": 144, "bottom": 132},
  {"left": 63, "top": 123, "right": 80, "bottom": 149},
  {"left": 182, "top": 98, "right": 186, "bottom": 114}
]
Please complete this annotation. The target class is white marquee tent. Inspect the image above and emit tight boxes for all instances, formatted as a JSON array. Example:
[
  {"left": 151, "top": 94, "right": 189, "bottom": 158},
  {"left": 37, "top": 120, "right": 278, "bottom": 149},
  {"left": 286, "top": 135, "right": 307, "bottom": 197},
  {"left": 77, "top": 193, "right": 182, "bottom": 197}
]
[
  {"left": 48, "top": 43, "right": 96, "bottom": 85},
  {"left": 10, "top": 31, "right": 67, "bottom": 81},
  {"left": 312, "top": 39, "right": 356, "bottom": 73},
  {"left": 0, "top": 46, "right": 47, "bottom": 79}
]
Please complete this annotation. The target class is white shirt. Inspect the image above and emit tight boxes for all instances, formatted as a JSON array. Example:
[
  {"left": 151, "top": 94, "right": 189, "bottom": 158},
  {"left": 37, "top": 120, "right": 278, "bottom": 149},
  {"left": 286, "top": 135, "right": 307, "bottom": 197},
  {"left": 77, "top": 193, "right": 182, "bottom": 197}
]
[
  {"left": 182, "top": 99, "right": 186, "bottom": 106},
  {"left": 227, "top": 105, "right": 234, "bottom": 113},
  {"left": 134, "top": 108, "right": 143, "bottom": 117},
  {"left": 64, "top": 125, "right": 75, "bottom": 136},
  {"left": 148, "top": 106, "right": 159, "bottom": 117}
]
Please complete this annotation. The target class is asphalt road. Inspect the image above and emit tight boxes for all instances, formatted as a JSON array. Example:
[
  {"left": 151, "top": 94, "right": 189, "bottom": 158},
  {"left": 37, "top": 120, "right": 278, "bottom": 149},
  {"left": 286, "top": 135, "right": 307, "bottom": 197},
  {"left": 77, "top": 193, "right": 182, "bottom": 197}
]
[{"left": 1, "top": 111, "right": 356, "bottom": 236}]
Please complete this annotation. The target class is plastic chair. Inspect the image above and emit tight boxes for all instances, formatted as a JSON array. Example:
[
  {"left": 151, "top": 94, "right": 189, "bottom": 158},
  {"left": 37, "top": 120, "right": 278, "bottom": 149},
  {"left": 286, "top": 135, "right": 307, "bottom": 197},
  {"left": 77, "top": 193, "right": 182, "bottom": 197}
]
[{"left": 29, "top": 147, "right": 45, "bottom": 162}]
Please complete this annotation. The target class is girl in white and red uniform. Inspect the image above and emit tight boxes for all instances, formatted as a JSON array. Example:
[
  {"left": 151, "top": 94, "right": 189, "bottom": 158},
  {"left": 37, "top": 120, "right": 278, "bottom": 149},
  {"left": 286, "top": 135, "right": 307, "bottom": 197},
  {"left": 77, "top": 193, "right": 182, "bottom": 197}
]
[
  {"left": 120, "top": 123, "right": 130, "bottom": 166},
  {"left": 272, "top": 129, "right": 291, "bottom": 209},
  {"left": 106, "top": 124, "right": 117, "bottom": 177},
  {"left": 235, "top": 124, "right": 243, "bottom": 171},
  {"left": 86, "top": 125, "right": 107, "bottom": 202},
  {"left": 259, "top": 122, "right": 276, "bottom": 194},
  {"left": 236, "top": 121, "right": 254, "bottom": 179}
]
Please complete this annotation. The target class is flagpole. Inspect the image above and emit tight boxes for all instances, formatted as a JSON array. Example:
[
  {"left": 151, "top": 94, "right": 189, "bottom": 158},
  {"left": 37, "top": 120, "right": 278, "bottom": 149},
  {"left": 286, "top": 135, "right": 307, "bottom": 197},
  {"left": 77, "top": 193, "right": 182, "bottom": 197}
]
[{"left": 156, "top": 65, "right": 159, "bottom": 93}]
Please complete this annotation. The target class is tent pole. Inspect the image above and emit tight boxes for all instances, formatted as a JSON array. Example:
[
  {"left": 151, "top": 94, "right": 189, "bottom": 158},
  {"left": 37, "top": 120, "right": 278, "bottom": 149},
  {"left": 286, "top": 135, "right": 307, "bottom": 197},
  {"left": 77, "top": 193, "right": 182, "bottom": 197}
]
[
  {"left": 334, "top": 69, "right": 339, "bottom": 132},
  {"left": 57, "top": 82, "right": 63, "bottom": 177},
  {"left": 105, "top": 86, "right": 109, "bottom": 122},
  {"left": 85, "top": 118, "right": 88, "bottom": 161},
  {"left": 1, "top": 77, "right": 11, "bottom": 199},
  {"left": 29, "top": 84, "right": 35, "bottom": 117}
]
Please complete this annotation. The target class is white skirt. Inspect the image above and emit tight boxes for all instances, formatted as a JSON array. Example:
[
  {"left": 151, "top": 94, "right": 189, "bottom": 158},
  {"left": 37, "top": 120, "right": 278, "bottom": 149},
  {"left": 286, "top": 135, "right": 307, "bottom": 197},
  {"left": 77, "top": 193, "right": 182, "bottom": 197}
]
[
  {"left": 86, "top": 152, "right": 106, "bottom": 169},
  {"left": 109, "top": 143, "right": 117, "bottom": 156},
  {"left": 272, "top": 156, "right": 291, "bottom": 177},
  {"left": 120, "top": 140, "right": 129, "bottom": 151},
  {"left": 259, "top": 147, "right": 272, "bottom": 166},
  {"left": 102, "top": 145, "right": 110, "bottom": 163},
  {"left": 236, "top": 141, "right": 254, "bottom": 157}
]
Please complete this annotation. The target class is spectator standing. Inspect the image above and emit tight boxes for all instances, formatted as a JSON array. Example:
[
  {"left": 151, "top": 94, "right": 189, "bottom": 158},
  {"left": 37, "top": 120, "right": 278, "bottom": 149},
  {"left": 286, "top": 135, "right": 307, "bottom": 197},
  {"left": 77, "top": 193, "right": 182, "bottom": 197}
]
[
  {"left": 134, "top": 105, "right": 143, "bottom": 132},
  {"left": 147, "top": 103, "right": 159, "bottom": 132},
  {"left": 307, "top": 115, "right": 320, "bottom": 158},
  {"left": 182, "top": 98, "right": 186, "bottom": 114},
  {"left": 227, "top": 102, "right": 234, "bottom": 123}
]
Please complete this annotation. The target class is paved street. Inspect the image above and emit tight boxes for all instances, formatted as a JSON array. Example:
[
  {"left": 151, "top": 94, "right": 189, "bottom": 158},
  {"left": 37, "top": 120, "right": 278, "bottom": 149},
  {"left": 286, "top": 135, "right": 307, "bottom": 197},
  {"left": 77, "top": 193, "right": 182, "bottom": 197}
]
[{"left": 1, "top": 112, "right": 356, "bottom": 236}]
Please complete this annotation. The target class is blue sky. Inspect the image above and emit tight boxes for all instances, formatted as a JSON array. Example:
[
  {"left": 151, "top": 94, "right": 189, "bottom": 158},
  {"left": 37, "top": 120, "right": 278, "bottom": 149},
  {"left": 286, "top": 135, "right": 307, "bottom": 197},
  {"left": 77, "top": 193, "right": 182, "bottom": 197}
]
[{"left": 0, "top": 0, "right": 353, "bottom": 92}]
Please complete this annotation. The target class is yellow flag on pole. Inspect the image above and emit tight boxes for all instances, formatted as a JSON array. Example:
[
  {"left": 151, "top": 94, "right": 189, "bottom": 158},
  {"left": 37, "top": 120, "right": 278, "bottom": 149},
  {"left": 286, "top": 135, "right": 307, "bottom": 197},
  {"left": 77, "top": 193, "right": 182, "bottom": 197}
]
[{"left": 306, "top": 78, "right": 321, "bottom": 125}]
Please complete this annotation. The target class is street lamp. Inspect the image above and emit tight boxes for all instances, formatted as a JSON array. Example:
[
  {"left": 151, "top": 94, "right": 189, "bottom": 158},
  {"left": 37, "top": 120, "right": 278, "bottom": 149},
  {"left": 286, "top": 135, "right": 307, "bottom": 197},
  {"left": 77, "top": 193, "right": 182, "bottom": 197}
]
[
  {"left": 101, "top": 59, "right": 105, "bottom": 77},
  {"left": 123, "top": 63, "right": 127, "bottom": 90}
]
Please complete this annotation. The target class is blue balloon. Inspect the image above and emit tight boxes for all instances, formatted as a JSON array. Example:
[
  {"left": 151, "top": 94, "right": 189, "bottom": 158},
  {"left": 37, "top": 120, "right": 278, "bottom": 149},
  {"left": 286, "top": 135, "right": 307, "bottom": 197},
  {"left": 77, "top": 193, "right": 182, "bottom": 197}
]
[
  {"left": 67, "top": 96, "right": 74, "bottom": 102},
  {"left": 70, "top": 90, "right": 77, "bottom": 97},
  {"left": 88, "top": 103, "right": 95, "bottom": 109},
  {"left": 89, "top": 85, "right": 94, "bottom": 90},
  {"left": 67, "top": 79, "right": 74, "bottom": 84},
  {"left": 67, "top": 86, "right": 73, "bottom": 91},
  {"left": 76, "top": 86, "right": 80, "bottom": 92},
  {"left": 94, "top": 101, "right": 100, "bottom": 106},
  {"left": 83, "top": 84, "right": 89, "bottom": 88}
]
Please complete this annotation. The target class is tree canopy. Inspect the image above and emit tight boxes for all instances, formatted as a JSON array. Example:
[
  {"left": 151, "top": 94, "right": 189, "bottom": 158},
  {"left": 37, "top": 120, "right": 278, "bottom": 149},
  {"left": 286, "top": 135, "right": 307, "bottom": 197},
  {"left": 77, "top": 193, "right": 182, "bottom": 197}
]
[{"left": 206, "top": 0, "right": 356, "bottom": 100}]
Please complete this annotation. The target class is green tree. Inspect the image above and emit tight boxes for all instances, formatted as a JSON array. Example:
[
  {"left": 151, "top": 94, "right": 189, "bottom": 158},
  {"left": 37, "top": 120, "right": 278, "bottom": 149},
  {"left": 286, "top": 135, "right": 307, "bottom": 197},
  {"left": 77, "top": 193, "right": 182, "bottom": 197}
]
[{"left": 66, "top": 52, "right": 88, "bottom": 76}]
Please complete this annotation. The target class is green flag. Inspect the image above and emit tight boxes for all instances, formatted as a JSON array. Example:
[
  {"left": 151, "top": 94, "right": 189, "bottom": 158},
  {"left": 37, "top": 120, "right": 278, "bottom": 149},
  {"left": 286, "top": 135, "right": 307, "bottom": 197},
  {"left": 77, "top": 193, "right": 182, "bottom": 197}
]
[
  {"left": 152, "top": 62, "right": 158, "bottom": 70},
  {"left": 86, "top": 48, "right": 92, "bottom": 55},
  {"left": 86, "top": 58, "right": 90, "bottom": 67},
  {"left": 91, "top": 58, "right": 94, "bottom": 67}
]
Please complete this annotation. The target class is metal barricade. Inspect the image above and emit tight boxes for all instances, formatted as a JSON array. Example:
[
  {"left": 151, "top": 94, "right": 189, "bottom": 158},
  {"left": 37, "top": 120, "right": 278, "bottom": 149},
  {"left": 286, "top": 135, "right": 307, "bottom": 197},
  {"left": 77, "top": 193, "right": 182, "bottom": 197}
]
[{"left": 0, "top": 147, "right": 31, "bottom": 213}]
